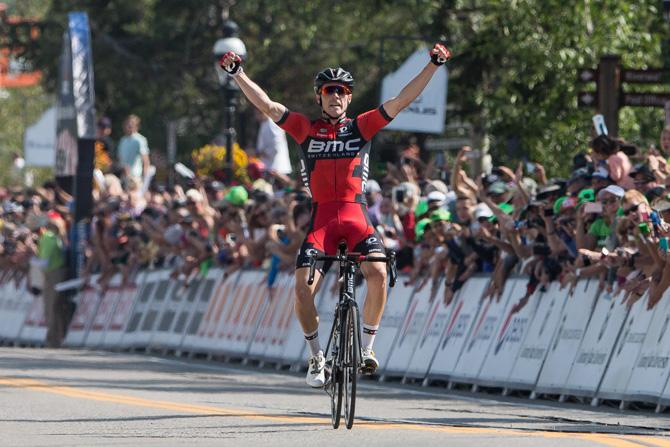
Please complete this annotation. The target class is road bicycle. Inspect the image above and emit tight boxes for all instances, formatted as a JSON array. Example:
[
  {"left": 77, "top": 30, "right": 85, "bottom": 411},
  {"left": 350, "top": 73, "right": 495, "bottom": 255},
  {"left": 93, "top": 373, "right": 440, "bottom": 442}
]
[{"left": 307, "top": 242, "right": 397, "bottom": 429}]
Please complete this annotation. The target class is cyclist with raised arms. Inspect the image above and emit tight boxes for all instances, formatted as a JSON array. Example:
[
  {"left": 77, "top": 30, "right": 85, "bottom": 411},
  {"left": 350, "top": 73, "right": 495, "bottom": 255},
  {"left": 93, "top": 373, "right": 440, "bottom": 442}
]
[{"left": 220, "top": 43, "right": 451, "bottom": 387}]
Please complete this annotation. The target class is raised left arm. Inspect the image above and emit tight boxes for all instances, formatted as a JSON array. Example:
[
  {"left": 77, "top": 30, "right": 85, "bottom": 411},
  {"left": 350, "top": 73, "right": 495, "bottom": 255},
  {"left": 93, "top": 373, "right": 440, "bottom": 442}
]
[{"left": 382, "top": 43, "right": 451, "bottom": 118}]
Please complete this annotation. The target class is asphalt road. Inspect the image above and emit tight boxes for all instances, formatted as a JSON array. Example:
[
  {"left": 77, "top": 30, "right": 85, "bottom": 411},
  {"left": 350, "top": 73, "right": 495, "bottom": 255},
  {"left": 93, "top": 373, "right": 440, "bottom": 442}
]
[{"left": 1, "top": 348, "right": 670, "bottom": 446}]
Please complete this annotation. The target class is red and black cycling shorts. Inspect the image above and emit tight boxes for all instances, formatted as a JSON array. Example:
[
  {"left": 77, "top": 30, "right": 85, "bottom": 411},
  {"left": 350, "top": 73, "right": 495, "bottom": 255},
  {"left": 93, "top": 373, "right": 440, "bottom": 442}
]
[{"left": 296, "top": 201, "right": 385, "bottom": 271}]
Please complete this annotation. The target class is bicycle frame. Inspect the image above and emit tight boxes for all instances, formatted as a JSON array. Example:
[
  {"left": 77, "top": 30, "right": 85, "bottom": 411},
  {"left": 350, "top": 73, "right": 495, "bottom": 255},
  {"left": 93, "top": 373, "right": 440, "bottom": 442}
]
[{"left": 307, "top": 244, "right": 397, "bottom": 429}]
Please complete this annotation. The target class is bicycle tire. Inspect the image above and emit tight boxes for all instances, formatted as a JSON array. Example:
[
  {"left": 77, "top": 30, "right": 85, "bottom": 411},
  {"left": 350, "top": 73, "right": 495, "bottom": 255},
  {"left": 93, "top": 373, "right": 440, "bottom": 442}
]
[
  {"left": 343, "top": 304, "right": 359, "bottom": 429},
  {"left": 330, "top": 312, "right": 344, "bottom": 429}
]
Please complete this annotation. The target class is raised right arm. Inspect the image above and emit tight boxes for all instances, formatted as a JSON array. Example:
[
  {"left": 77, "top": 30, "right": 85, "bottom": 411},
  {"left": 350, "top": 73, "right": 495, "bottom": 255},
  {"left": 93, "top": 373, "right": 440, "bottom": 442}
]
[{"left": 220, "top": 51, "right": 286, "bottom": 122}]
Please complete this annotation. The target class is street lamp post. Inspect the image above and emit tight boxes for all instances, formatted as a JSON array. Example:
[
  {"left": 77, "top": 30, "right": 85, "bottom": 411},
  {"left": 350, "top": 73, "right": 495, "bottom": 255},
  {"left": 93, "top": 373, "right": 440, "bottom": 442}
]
[{"left": 213, "top": 19, "right": 246, "bottom": 183}]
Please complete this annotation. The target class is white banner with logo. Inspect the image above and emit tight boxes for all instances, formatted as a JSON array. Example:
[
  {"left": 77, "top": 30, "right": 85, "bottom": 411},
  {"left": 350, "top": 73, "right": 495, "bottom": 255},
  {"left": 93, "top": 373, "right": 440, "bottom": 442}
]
[
  {"left": 427, "top": 277, "right": 489, "bottom": 379},
  {"left": 130, "top": 271, "right": 172, "bottom": 348},
  {"left": 529, "top": 280, "right": 599, "bottom": 391},
  {"left": 101, "top": 278, "right": 143, "bottom": 347},
  {"left": 120, "top": 272, "right": 161, "bottom": 348},
  {"left": 254, "top": 273, "right": 297, "bottom": 361},
  {"left": 478, "top": 280, "right": 545, "bottom": 386},
  {"left": 0, "top": 279, "right": 32, "bottom": 341},
  {"left": 380, "top": 48, "right": 448, "bottom": 134},
  {"left": 623, "top": 290, "right": 670, "bottom": 402},
  {"left": 562, "top": 289, "right": 629, "bottom": 396},
  {"left": 375, "top": 280, "right": 415, "bottom": 372},
  {"left": 63, "top": 285, "right": 100, "bottom": 347},
  {"left": 450, "top": 278, "right": 515, "bottom": 382},
  {"left": 151, "top": 275, "right": 207, "bottom": 351},
  {"left": 597, "top": 293, "right": 653, "bottom": 400},
  {"left": 403, "top": 281, "right": 454, "bottom": 379},
  {"left": 183, "top": 271, "right": 240, "bottom": 353},
  {"left": 248, "top": 273, "right": 294, "bottom": 359},
  {"left": 85, "top": 275, "right": 123, "bottom": 347},
  {"left": 384, "top": 283, "right": 433, "bottom": 374}
]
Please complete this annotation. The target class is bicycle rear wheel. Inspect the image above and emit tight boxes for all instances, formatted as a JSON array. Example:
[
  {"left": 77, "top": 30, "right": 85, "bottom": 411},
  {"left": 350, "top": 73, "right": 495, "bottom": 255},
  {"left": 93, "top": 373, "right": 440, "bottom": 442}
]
[{"left": 343, "top": 304, "right": 359, "bottom": 429}]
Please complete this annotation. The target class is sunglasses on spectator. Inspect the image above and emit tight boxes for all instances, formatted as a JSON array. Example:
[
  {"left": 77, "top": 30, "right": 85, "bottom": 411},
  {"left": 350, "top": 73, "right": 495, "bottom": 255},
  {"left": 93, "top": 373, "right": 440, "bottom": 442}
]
[
  {"left": 320, "top": 85, "right": 351, "bottom": 96},
  {"left": 623, "top": 204, "right": 640, "bottom": 216},
  {"left": 600, "top": 198, "right": 618, "bottom": 205}
]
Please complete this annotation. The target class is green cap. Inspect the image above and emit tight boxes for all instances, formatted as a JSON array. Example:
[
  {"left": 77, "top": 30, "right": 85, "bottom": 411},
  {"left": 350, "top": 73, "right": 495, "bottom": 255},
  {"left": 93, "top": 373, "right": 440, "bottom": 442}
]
[
  {"left": 498, "top": 203, "right": 514, "bottom": 215},
  {"left": 414, "top": 199, "right": 429, "bottom": 218},
  {"left": 224, "top": 186, "right": 248, "bottom": 206},
  {"left": 553, "top": 196, "right": 567, "bottom": 215},
  {"left": 577, "top": 188, "right": 595, "bottom": 206},
  {"left": 430, "top": 209, "right": 451, "bottom": 222},
  {"left": 415, "top": 218, "right": 432, "bottom": 242}
]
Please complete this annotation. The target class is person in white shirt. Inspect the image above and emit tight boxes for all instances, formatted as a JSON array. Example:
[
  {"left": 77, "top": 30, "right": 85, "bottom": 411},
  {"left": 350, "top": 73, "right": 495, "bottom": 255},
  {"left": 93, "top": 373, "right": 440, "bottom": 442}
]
[
  {"left": 117, "top": 114, "right": 150, "bottom": 182},
  {"left": 254, "top": 108, "right": 292, "bottom": 175}
]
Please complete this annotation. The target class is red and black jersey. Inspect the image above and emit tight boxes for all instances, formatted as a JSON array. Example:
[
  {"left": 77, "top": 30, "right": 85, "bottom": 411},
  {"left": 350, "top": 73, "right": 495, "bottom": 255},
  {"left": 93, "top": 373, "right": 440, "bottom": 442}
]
[{"left": 276, "top": 106, "right": 393, "bottom": 204}]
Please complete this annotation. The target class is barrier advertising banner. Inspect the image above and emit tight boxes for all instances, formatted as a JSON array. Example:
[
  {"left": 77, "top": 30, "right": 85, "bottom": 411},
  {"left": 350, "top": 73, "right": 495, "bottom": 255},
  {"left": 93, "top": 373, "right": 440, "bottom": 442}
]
[
  {"left": 264, "top": 273, "right": 300, "bottom": 362},
  {"left": 281, "top": 273, "right": 316, "bottom": 365},
  {"left": 427, "top": 277, "right": 489, "bottom": 379},
  {"left": 563, "top": 289, "right": 629, "bottom": 397},
  {"left": 623, "top": 291, "right": 670, "bottom": 402},
  {"left": 178, "top": 275, "right": 218, "bottom": 353},
  {"left": 450, "top": 278, "right": 515, "bottom": 382},
  {"left": 186, "top": 270, "right": 240, "bottom": 353},
  {"left": 478, "top": 279, "right": 546, "bottom": 386},
  {"left": 403, "top": 281, "right": 453, "bottom": 380},
  {"left": 63, "top": 286, "right": 100, "bottom": 347},
  {"left": 131, "top": 271, "right": 171, "bottom": 348},
  {"left": 18, "top": 296, "right": 47, "bottom": 344},
  {"left": 85, "top": 280, "right": 122, "bottom": 347},
  {"left": 122, "top": 273, "right": 160, "bottom": 348},
  {"left": 101, "top": 278, "right": 142, "bottom": 347},
  {"left": 248, "top": 273, "right": 294, "bottom": 359},
  {"left": 375, "top": 279, "right": 414, "bottom": 372},
  {"left": 597, "top": 293, "right": 653, "bottom": 400},
  {"left": 0, "top": 280, "right": 32, "bottom": 341},
  {"left": 530, "top": 280, "right": 599, "bottom": 392},
  {"left": 215, "top": 271, "right": 266, "bottom": 355},
  {"left": 150, "top": 276, "right": 204, "bottom": 351},
  {"left": 384, "top": 283, "right": 433, "bottom": 374}
]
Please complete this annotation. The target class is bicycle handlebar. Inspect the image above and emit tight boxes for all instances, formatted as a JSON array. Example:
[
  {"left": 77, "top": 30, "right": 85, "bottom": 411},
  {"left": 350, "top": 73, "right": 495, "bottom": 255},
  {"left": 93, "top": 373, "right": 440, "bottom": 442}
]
[{"left": 307, "top": 251, "right": 398, "bottom": 288}]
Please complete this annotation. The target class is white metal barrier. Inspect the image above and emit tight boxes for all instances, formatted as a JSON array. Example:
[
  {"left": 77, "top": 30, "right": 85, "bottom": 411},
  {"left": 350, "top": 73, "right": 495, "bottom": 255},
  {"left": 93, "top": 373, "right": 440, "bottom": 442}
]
[{"left": 4, "top": 267, "right": 670, "bottom": 408}]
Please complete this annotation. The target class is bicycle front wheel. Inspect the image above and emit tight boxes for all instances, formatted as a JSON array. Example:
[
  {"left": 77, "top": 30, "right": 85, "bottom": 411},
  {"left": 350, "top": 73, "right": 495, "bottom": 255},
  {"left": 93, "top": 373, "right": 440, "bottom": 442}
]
[{"left": 343, "top": 304, "right": 359, "bottom": 429}]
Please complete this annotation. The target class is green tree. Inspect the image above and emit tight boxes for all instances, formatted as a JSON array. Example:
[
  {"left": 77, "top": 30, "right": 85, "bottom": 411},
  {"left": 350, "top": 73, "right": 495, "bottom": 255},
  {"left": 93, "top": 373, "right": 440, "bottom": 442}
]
[{"left": 15, "top": 0, "right": 670, "bottom": 180}]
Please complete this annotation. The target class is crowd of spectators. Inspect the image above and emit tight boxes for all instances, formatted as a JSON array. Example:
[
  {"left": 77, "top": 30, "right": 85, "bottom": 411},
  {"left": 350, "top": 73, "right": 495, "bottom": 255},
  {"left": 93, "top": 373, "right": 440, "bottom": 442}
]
[{"left": 4, "top": 115, "right": 670, "bottom": 346}]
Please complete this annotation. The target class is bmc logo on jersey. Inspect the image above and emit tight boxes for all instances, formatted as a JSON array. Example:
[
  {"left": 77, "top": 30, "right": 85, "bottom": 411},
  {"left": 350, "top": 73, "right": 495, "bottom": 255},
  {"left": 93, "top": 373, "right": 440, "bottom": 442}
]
[{"left": 307, "top": 138, "right": 361, "bottom": 153}]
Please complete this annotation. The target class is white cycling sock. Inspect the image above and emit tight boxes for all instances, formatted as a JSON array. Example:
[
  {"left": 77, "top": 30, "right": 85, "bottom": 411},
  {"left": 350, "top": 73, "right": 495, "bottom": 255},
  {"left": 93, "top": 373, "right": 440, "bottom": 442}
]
[
  {"left": 304, "top": 329, "right": 321, "bottom": 357},
  {"left": 362, "top": 324, "right": 379, "bottom": 351}
]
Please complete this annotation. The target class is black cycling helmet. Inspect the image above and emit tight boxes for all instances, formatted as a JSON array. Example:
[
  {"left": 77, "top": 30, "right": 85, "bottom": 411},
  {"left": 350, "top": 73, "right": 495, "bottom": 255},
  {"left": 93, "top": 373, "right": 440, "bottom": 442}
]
[{"left": 314, "top": 67, "right": 355, "bottom": 93}]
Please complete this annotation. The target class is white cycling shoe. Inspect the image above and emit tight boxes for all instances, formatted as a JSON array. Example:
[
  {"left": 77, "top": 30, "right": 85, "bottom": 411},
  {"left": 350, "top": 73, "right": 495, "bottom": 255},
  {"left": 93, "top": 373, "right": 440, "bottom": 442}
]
[
  {"left": 306, "top": 350, "right": 326, "bottom": 388},
  {"left": 361, "top": 348, "right": 379, "bottom": 374}
]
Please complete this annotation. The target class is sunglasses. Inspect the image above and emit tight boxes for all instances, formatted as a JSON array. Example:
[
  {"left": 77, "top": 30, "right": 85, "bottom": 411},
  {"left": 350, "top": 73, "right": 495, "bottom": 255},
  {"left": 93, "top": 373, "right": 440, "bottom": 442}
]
[
  {"left": 623, "top": 203, "right": 640, "bottom": 216},
  {"left": 320, "top": 85, "right": 351, "bottom": 96},
  {"left": 600, "top": 198, "right": 618, "bottom": 205}
]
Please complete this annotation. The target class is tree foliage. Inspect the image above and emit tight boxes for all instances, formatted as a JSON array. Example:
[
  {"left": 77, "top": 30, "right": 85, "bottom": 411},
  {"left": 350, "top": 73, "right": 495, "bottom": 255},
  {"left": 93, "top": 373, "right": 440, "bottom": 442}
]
[{"left": 7, "top": 0, "right": 670, "bottom": 181}]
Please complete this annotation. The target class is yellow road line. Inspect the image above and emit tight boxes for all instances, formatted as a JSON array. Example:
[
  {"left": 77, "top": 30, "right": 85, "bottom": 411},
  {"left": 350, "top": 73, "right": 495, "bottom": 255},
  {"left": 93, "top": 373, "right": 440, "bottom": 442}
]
[
  {"left": 577, "top": 433, "right": 657, "bottom": 447},
  {"left": 632, "top": 436, "right": 670, "bottom": 447},
  {"left": 1, "top": 375, "right": 668, "bottom": 446}
]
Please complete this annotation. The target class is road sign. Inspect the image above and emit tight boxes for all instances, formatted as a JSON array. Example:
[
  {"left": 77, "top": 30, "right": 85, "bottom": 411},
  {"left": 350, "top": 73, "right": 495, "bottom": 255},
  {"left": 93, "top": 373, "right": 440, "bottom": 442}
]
[
  {"left": 622, "top": 92, "right": 670, "bottom": 107},
  {"left": 577, "top": 91, "right": 597, "bottom": 107},
  {"left": 577, "top": 68, "right": 597, "bottom": 83},
  {"left": 622, "top": 69, "right": 667, "bottom": 84}
]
